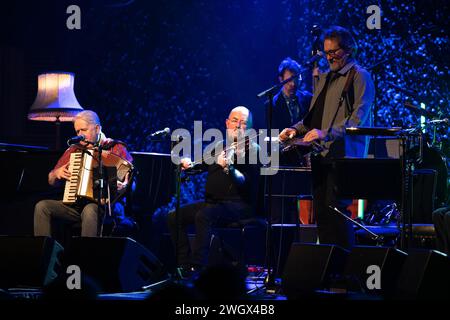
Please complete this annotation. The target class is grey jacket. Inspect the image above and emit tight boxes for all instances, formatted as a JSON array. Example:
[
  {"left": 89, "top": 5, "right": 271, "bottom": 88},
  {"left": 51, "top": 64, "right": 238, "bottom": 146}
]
[{"left": 292, "top": 60, "right": 375, "bottom": 158}]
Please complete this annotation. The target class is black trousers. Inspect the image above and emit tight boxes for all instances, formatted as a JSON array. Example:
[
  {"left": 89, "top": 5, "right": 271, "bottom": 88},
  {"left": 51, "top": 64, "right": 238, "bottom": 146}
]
[
  {"left": 432, "top": 206, "right": 450, "bottom": 254},
  {"left": 167, "top": 200, "right": 251, "bottom": 267},
  {"left": 311, "top": 157, "right": 355, "bottom": 249}
]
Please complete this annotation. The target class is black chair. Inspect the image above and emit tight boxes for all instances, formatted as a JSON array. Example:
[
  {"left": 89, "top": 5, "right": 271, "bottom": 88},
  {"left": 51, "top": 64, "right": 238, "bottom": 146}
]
[
  {"left": 60, "top": 207, "right": 139, "bottom": 250},
  {"left": 211, "top": 217, "right": 267, "bottom": 267}
]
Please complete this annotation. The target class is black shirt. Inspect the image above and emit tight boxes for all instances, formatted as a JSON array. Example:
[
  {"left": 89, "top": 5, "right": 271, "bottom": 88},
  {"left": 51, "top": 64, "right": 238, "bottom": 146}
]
[
  {"left": 205, "top": 163, "right": 254, "bottom": 202},
  {"left": 269, "top": 90, "right": 312, "bottom": 131},
  {"left": 305, "top": 73, "right": 333, "bottom": 130},
  {"left": 193, "top": 142, "right": 260, "bottom": 204}
]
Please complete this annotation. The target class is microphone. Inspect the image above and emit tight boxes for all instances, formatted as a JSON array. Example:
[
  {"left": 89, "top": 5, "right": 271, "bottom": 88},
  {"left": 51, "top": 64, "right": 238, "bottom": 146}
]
[
  {"left": 305, "top": 51, "right": 325, "bottom": 66},
  {"left": 67, "top": 134, "right": 85, "bottom": 145},
  {"left": 150, "top": 127, "right": 171, "bottom": 137},
  {"left": 428, "top": 118, "right": 448, "bottom": 124},
  {"left": 404, "top": 102, "right": 435, "bottom": 118}
]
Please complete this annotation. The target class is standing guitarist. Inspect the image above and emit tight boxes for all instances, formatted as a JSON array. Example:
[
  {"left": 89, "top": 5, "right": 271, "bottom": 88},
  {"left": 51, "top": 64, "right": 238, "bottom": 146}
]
[{"left": 279, "top": 26, "right": 375, "bottom": 249}]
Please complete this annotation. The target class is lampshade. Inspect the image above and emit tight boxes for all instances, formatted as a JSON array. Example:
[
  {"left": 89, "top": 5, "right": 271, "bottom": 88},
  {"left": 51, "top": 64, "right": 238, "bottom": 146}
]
[{"left": 28, "top": 72, "right": 84, "bottom": 122}]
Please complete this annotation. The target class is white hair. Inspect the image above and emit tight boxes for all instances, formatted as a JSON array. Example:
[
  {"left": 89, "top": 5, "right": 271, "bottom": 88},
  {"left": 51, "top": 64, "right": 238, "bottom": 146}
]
[
  {"left": 228, "top": 106, "right": 253, "bottom": 128},
  {"left": 74, "top": 110, "right": 101, "bottom": 126}
]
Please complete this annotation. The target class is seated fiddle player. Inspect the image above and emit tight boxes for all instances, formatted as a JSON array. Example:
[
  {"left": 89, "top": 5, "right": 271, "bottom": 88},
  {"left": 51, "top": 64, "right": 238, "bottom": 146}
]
[
  {"left": 167, "top": 106, "right": 260, "bottom": 276},
  {"left": 279, "top": 26, "right": 375, "bottom": 249},
  {"left": 34, "top": 110, "right": 133, "bottom": 238},
  {"left": 270, "top": 57, "right": 312, "bottom": 166}
]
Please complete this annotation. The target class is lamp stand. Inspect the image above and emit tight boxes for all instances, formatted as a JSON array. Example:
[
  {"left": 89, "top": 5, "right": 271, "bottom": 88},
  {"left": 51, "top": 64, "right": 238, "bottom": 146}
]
[{"left": 55, "top": 116, "right": 61, "bottom": 150}]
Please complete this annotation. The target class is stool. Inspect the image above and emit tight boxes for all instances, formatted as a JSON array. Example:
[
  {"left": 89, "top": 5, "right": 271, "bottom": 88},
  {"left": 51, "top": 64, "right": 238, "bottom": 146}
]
[
  {"left": 211, "top": 217, "right": 267, "bottom": 267},
  {"left": 406, "top": 224, "right": 436, "bottom": 249}
]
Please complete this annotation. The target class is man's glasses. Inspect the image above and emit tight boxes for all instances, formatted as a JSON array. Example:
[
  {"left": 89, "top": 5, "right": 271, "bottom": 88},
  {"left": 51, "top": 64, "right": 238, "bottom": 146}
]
[
  {"left": 228, "top": 119, "right": 247, "bottom": 127},
  {"left": 324, "top": 48, "right": 342, "bottom": 56}
]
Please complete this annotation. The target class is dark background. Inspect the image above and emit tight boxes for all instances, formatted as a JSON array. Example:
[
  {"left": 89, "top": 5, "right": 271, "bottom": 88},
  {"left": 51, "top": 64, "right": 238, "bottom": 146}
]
[
  {"left": 0, "top": 0, "right": 448, "bottom": 212},
  {"left": 1, "top": 0, "right": 448, "bottom": 150}
]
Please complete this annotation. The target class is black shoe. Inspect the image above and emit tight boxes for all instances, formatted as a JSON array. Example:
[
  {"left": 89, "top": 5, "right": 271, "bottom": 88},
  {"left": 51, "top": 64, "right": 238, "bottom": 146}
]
[
  {"left": 176, "top": 265, "right": 203, "bottom": 280},
  {"left": 190, "top": 264, "right": 204, "bottom": 272},
  {"left": 175, "top": 266, "right": 194, "bottom": 280}
]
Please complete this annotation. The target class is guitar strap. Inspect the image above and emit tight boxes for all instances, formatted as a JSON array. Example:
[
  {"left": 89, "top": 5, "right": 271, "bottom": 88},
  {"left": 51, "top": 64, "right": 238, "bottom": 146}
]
[
  {"left": 326, "top": 66, "right": 357, "bottom": 136},
  {"left": 342, "top": 66, "right": 357, "bottom": 116}
]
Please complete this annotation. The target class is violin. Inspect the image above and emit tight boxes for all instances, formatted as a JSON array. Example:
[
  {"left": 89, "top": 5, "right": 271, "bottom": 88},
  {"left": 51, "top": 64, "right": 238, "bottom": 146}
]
[{"left": 223, "top": 136, "right": 252, "bottom": 174}]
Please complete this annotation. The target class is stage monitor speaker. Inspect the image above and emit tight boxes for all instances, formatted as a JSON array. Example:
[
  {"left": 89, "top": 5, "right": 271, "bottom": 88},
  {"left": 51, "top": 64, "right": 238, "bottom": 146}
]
[
  {"left": 396, "top": 249, "right": 450, "bottom": 299},
  {"left": 0, "top": 236, "right": 63, "bottom": 288},
  {"left": 282, "top": 243, "right": 349, "bottom": 297},
  {"left": 64, "top": 237, "right": 166, "bottom": 293},
  {"left": 343, "top": 246, "right": 407, "bottom": 297},
  {"left": 271, "top": 224, "right": 318, "bottom": 277}
]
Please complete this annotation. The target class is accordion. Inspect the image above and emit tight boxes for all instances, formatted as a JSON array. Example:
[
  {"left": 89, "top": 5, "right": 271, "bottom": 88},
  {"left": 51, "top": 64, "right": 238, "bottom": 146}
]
[{"left": 63, "top": 150, "right": 133, "bottom": 205}]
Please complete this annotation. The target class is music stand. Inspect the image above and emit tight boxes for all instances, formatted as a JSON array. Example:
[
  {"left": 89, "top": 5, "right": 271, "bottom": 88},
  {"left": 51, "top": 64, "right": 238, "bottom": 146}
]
[{"left": 341, "top": 127, "right": 422, "bottom": 249}]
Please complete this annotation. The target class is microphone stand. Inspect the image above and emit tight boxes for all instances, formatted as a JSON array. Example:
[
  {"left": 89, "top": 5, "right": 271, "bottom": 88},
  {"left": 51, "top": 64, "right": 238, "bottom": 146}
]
[
  {"left": 82, "top": 138, "right": 107, "bottom": 237},
  {"left": 311, "top": 24, "right": 322, "bottom": 93},
  {"left": 147, "top": 132, "right": 185, "bottom": 278},
  {"left": 329, "top": 206, "right": 385, "bottom": 246},
  {"left": 257, "top": 55, "right": 319, "bottom": 292},
  {"left": 174, "top": 161, "right": 183, "bottom": 278},
  {"left": 256, "top": 58, "right": 317, "bottom": 293},
  {"left": 256, "top": 72, "right": 306, "bottom": 293},
  {"left": 256, "top": 67, "right": 311, "bottom": 100},
  {"left": 257, "top": 86, "right": 277, "bottom": 293},
  {"left": 97, "top": 142, "right": 107, "bottom": 236},
  {"left": 170, "top": 135, "right": 184, "bottom": 280}
]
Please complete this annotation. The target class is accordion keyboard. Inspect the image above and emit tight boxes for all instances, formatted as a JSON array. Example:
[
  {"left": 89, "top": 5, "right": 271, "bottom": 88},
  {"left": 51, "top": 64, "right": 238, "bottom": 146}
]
[{"left": 63, "top": 152, "right": 94, "bottom": 204}]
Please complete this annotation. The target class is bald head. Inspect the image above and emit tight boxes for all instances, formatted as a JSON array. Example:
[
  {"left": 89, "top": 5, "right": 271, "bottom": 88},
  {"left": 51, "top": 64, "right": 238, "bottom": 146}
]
[
  {"left": 227, "top": 106, "right": 252, "bottom": 129},
  {"left": 225, "top": 106, "right": 253, "bottom": 140}
]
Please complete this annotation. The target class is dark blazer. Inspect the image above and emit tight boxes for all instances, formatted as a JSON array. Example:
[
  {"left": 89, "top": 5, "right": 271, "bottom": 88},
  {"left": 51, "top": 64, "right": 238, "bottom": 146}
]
[{"left": 267, "top": 89, "right": 312, "bottom": 132}]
